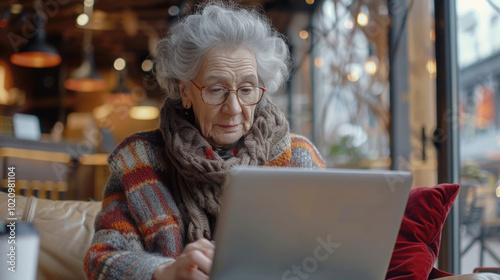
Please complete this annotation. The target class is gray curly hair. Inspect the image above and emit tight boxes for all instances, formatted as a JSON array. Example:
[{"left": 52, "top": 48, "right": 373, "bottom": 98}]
[{"left": 154, "top": 1, "right": 291, "bottom": 101}]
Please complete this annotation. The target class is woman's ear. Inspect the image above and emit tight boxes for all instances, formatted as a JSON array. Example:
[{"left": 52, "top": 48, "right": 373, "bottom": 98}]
[{"left": 179, "top": 81, "right": 192, "bottom": 109}]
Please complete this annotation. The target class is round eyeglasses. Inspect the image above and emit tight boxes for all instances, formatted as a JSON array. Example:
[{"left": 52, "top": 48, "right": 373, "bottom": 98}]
[{"left": 190, "top": 80, "right": 266, "bottom": 106}]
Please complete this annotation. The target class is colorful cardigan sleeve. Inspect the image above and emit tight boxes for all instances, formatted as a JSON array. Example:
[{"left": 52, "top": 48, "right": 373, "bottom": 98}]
[
  {"left": 265, "top": 133, "right": 325, "bottom": 168},
  {"left": 290, "top": 134, "right": 325, "bottom": 168},
  {"left": 83, "top": 132, "right": 182, "bottom": 280}
]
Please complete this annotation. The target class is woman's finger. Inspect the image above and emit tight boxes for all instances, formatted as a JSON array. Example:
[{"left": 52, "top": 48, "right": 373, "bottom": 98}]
[
  {"left": 190, "top": 267, "right": 210, "bottom": 280},
  {"left": 184, "top": 239, "right": 215, "bottom": 259},
  {"left": 186, "top": 250, "right": 213, "bottom": 276},
  {"left": 194, "top": 238, "right": 216, "bottom": 250}
]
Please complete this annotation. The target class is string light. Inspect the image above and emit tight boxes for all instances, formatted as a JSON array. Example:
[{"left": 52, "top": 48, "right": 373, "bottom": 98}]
[
  {"left": 347, "top": 72, "right": 359, "bottom": 82},
  {"left": 113, "top": 58, "right": 126, "bottom": 71},
  {"left": 168, "top": 6, "right": 180, "bottom": 16},
  {"left": 357, "top": 12, "right": 369, "bottom": 26},
  {"left": 364, "top": 60, "right": 378, "bottom": 75},
  {"left": 76, "top": 14, "right": 90, "bottom": 26},
  {"left": 141, "top": 59, "right": 153, "bottom": 72},
  {"left": 344, "top": 20, "right": 354, "bottom": 30},
  {"left": 306, "top": 0, "right": 314, "bottom": 4},
  {"left": 357, "top": 5, "right": 369, "bottom": 27},
  {"left": 426, "top": 59, "right": 437, "bottom": 78},
  {"left": 346, "top": 63, "right": 363, "bottom": 82},
  {"left": 314, "top": 57, "right": 324, "bottom": 68},
  {"left": 299, "top": 30, "right": 309, "bottom": 40}
]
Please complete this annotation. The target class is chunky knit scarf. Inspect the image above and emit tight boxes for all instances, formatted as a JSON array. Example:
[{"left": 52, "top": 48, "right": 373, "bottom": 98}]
[{"left": 159, "top": 99, "right": 291, "bottom": 243}]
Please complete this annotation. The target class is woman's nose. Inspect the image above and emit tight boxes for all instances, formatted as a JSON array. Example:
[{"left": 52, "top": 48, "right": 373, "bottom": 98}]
[{"left": 222, "top": 91, "right": 242, "bottom": 115}]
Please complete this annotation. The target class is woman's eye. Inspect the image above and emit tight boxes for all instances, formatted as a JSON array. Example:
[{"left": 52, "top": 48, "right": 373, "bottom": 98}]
[
  {"left": 239, "top": 87, "right": 253, "bottom": 95},
  {"left": 207, "top": 87, "right": 225, "bottom": 94}
]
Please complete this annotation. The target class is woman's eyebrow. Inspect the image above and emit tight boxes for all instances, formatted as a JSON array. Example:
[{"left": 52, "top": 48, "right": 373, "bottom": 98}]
[
  {"left": 205, "top": 75, "right": 229, "bottom": 84},
  {"left": 239, "top": 74, "right": 258, "bottom": 83}
]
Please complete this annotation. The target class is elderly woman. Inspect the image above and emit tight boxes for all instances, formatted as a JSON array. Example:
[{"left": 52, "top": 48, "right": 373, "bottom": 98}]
[{"left": 84, "top": 2, "right": 324, "bottom": 280}]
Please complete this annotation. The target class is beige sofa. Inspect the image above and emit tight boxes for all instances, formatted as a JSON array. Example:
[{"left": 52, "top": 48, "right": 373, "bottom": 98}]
[
  {"left": 1, "top": 192, "right": 499, "bottom": 280},
  {"left": 0, "top": 192, "right": 100, "bottom": 280}
]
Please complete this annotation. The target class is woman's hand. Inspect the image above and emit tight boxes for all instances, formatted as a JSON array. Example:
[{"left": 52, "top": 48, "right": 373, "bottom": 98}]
[{"left": 152, "top": 238, "right": 215, "bottom": 280}]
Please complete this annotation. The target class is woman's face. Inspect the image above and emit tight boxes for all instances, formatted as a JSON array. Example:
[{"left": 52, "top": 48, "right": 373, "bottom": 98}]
[{"left": 181, "top": 47, "right": 259, "bottom": 148}]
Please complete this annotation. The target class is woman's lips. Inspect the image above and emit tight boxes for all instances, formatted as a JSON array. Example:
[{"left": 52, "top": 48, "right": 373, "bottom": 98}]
[{"left": 219, "top": 124, "right": 240, "bottom": 130}]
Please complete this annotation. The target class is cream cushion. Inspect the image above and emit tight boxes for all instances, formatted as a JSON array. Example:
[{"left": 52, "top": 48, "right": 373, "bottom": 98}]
[{"left": 0, "top": 192, "right": 101, "bottom": 280}]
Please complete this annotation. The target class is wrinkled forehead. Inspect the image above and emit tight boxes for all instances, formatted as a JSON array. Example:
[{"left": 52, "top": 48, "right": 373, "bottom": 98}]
[{"left": 197, "top": 46, "right": 259, "bottom": 84}]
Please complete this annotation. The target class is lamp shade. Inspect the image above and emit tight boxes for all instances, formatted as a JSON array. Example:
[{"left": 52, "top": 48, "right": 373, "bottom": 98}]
[
  {"left": 129, "top": 98, "right": 159, "bottom": 120},
  {"left": 10, "top": 27, "right": 61, "bottom": 68},
  {"left": 64, "top": 48, "right": 106, "bottom": 92}
]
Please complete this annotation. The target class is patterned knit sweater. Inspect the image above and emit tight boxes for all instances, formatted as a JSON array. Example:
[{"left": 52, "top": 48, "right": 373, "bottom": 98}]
[{"left": 84, "top": 129, "right": 324, "bottom": 280}]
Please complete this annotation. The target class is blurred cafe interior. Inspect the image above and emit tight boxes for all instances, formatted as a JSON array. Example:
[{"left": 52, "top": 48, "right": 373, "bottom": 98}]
[{"left": 0, "top": 0, "right": 500, "bottom": 275}]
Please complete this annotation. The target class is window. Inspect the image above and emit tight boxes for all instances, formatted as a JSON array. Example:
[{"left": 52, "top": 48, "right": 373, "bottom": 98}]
[{"left": 291, "top": 0, "right": 391, "bottom": 169}]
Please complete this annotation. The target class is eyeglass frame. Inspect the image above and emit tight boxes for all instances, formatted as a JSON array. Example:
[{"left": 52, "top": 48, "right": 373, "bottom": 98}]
[{"left": 190, "top": 80, "right": 267, "bottom": 106}]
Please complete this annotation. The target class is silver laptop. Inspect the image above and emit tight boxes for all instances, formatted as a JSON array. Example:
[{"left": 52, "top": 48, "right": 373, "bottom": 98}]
[{"left": 210, "top": 166, "right": 413, "bottom": 280}]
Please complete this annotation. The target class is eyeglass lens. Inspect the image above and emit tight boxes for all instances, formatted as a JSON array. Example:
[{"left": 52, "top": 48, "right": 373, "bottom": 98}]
[{"left": 202, "top": 85, "right": 263, "bottom": 105}]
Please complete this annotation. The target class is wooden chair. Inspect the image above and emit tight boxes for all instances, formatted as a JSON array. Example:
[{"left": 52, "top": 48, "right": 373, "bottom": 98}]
[
  {"left": 2, "top": 179, "right": 68, "bottom": 200},
  {"left": 460, "top": 184, "right": 500, "bottom": 266}
]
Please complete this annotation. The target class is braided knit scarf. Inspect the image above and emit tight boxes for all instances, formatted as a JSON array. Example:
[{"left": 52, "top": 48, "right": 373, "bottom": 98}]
[{"left": 159, "top": 99, "right": 291, "bottom": 243}]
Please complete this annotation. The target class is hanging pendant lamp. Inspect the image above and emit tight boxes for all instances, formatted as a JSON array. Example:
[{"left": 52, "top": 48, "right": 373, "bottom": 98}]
[
  {"left": 10, "top": 0, "right": 61, "bottom": 68},
  {"left": 64, "top": 46, "right": 106, "bottom": 92},
  {"left": 129, "top": 98, "right": 160, "bottom": 120},
  {"left": 64, "top": 0, "right": 105, "bottom": 92}
]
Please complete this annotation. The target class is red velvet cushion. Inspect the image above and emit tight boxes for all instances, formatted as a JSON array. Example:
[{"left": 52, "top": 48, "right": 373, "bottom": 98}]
[{"left": 386, "top": 184, "right": 459, "bottom": 280}]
